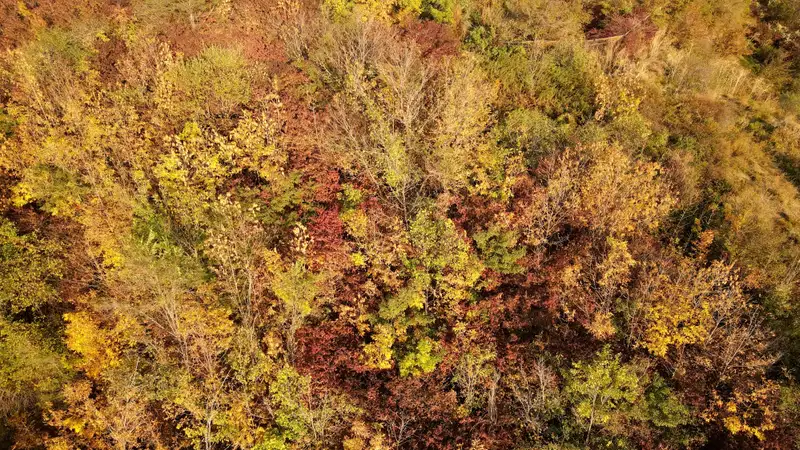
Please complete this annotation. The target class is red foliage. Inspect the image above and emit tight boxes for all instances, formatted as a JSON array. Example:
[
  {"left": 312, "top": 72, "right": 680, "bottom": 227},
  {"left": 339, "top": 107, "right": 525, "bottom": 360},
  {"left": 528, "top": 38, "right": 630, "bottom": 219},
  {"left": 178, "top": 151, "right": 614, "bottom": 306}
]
[
  {"left": 587, "top": 8, "right": 659, "bottom": 56},
  {"left": 0, "top": 0, "right": 115, "bottom": 51},
  {"left": 401, "top": 20, "right": 459, "bottom": 61},
  {"left": 307, "top": 206, "right": 351, "bottom": 272},
  {"left": 310, "top": 170, "right": 341, "bottom": 205},
  {"left": 375, "top": 376, "right": 461, "bottom": 449},
  {"left": 295, "top": 319, "right": 364, "bottom": 390}
]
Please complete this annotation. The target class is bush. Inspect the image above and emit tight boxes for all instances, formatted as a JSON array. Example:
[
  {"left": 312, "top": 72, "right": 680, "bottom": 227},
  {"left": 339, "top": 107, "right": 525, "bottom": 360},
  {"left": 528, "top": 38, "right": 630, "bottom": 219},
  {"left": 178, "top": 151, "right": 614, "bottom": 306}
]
[
  {"left": 132, "top": 0, "right": 223, "bottom": 28},
  {"left": 0, "top": 219, "right": 63, "bottom": 315},
  {"left": 486, "top": 42, "right": 603, "bottom": 122},
  {"left": 499, "top": 108, "right": 571, "bottom": 166},
  {"left": 161, "top": 46, "right": 251, "bottom": 118},
  {"left": 473, "top": 225, "right": 526, "bottom": 274},
  {"left": 7, "top": 27, "right": 97, "bottom": 122},
  {"left": 466, "top": 0, "right": 588, "bottom": 45}
]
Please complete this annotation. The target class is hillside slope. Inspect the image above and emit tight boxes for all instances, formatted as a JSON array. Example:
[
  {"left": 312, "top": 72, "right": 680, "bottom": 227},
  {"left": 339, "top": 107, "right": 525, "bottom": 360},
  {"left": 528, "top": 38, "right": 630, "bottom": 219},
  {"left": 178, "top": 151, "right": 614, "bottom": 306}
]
[{"left": 3, "top": 0, "right": 800, "bottom": 448}]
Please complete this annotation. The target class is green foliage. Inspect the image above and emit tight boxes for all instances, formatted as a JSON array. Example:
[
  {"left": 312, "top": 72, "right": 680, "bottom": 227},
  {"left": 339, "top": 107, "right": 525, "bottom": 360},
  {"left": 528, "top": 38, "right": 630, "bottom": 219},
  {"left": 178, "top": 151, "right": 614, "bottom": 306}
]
[
  {"left": 0, "top": 219, "right": 63, "bottom": 314},
  {"left": 271, "top": 256, "right": 322, "bottom": 360},
  {"left": 3, "top": 1, "right": 800, "bottom": 448},
  {"left": 9, "top": 26, "right": 97, "bottom": 119},
  {"left": 421, "top": 0, "right": 456, "bottom": 23},
  {"left": 409, "top": 209, "right": 483, "bottom": 304},
  {"left": 266, "top": 365, "right": 358, "bottom": 447},
  {"left": 481, "top": 41, "right": 602, "bottom": 124},
  {"left": 362, "top": 209, "right": 480, "bottom": 374},
  {"left": 529, "top": 43, "right": 602, "bottom": 122},
  {"left": 364, "top": 275, "right": 433, "bottom": 371},
  {"left": 500, "top": 108, "right": 570, "bottom": 165},
  {"left": 0, "top": 109, "right": 15, "bottom": 140},
  {"left": 272, "top": 259, "right": 320, "bottom": 319},
  {"left": 398, "top": 337, "right": 442, "bottom": 376},
  {"left": 26, "top": 28, "right": 92, "bottom": 70},
  {"left": 270, "top": 366, "right": 313, "bottom": 443},
  {"left": 0, "top": 318, "right": 68, "bottom": 417},
  {"left": 377, "top": 276, "right": 428, "bottom": 322},
  {"left": 131, "top": 205, "right": 186, "bottom": 260},
  {"left": 162, "top": 46, "right": 252, "bottom": 117},
  {"left": 464, "top": 24, "right": 494, "bottom": 53},
  {"left": 473, "top": 225, "right": 526, "bottom": 274},
  {"left": 12, "top": 165, "right": 88, "bottom": 218},
  {"left": 643, "top": 376, "right": 689, "bottom": 429},
  {"left": 565, "top": 347, "right": 642, "bottom": 440}
]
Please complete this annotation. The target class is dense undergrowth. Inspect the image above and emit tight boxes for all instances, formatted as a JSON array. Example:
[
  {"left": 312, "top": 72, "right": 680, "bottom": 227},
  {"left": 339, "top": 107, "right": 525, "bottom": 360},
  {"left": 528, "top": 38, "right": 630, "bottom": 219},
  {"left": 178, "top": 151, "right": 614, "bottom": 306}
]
[{"left": 3, "top": 0, "right": 800, "bottom": 448}]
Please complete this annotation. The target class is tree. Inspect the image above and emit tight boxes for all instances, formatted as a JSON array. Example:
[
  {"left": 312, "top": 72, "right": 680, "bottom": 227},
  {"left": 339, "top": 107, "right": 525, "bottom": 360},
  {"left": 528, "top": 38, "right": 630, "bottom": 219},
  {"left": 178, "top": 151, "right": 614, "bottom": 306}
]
[
  {"left": 473, "top": 224, "right": 526, "bottom": 275},
  {"left": 159, "top": 46, "right": 252, "bottom": 117},
  {"left": 263, "top": 365, "right": 359, "bottom": 448},
  {"left": 0, "top": 319, "right": 68, "bottom": 436},
  {"left": 0, "top": 218, "right": 62, "bottom": 315},
  {"left": 507, "top": 357, "right": 563, "bottom": 436},
  {"left": 2, "top": 0, "right": 800, "bottom": 447},
  {"left": 565, "top": 347, "right": 642, "bottom": 444},
  {"left": 271, "top": 254, "right": 323, "bottom": 362}
]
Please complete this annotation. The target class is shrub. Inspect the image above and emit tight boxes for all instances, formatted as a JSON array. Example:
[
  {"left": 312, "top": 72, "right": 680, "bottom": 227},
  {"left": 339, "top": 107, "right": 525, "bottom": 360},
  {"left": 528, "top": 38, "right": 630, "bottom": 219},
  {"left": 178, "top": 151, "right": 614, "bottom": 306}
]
[
  {"left": 161, "top": 46, "right": 251, "bottom": 118},
  {"left": 0, "top": 219, "right": 63, "bottom": 315},
  {"left": 132, "top": 0, "right": 222, "bottom": 28},
  {"left": 7, "top": 27, "right": 97, "bottom": 122},
  {"left": 473, "top": 225, "right": 526, "bottom": 274}
]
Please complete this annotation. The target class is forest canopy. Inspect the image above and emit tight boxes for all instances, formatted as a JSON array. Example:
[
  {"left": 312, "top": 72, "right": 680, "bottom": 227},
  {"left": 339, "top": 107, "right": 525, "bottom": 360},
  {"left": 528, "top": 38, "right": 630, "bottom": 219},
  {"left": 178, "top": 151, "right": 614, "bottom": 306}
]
[{"left": 3, "top": 0, "right": 800, "bottom": 448}]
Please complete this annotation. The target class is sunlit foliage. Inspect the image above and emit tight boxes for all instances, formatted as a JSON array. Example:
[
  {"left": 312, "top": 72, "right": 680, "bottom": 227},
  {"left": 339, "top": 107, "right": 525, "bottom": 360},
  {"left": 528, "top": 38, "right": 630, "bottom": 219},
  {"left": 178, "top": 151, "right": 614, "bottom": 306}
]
[{"left": 1, "top": 0, "right": 800, "bottom": 448}]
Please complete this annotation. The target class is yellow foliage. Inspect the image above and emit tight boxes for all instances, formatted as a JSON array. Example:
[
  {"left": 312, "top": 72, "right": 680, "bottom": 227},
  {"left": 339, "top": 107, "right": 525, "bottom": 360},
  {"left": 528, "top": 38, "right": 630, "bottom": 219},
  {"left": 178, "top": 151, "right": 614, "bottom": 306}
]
[
  {"left": 525, "top": 143, "right": 673, "bottom": 248},
  {"left": 154, "top": 111, "right": 286, "bottom": 228},
  {"left": 597, "top": 237, "right": 636, "bottom": 290},
  {"left": 431, "top": 58, "right": 498, "bottom": 192},
  {"left": 322, "top": 0, "right": 422, "bottom": 22},
  {"left": 578, "top": 143, "right": 675, "bottom": 238},
  {"left": 556, "top": 236, "right": 637, "bottom": 339},
  {"left": 639, "top": 260, "right": 745, "bottom": 358},
  {"left": 709, "top": 381, "right": 779, "bottom": 441},
  {"left": 587, "top": 311, "right": 617, "bottom": 340},
  {"left": 177, "top": 301, "right": 235, "bottom": 356},
  {"left": 64, "top": 312, "right": 121, "bottom": 379},
  {"left": 341, "top": 208, "right": 369, "bottom": 240},
  {"left": 524, "top": 151, "right": 580, "bottom": 247},
  {"left": 362, "top": 324, "right": 396, "bottom": 370},
  {"left": 409, "top": 209, "right": 483, "bottom": 306}
]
